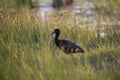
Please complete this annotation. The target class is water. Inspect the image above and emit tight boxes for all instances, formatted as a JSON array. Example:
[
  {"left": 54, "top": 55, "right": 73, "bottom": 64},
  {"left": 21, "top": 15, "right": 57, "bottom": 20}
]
[
  {"left": 38, "top": 5, "right": 53, "bottom": 20},
  {"left": 33, "top": 1, "right": 97, "bottom": 26},
  {"left": 32, "top": 0, "right": 119, "bottom": 38}
]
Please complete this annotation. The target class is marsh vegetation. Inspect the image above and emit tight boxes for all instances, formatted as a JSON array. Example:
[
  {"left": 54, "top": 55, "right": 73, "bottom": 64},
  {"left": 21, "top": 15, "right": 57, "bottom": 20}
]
[{"left": 0, "top": 0, "right": 120, "bottom": 80}]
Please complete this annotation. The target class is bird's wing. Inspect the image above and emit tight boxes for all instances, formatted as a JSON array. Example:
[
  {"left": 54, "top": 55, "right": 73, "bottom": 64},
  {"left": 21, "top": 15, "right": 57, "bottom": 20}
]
[
  {"left": 59, "top": 39, "right": 80, "bottom": 49},
  {"left": 58, "top": 39, "right": 84, "bottom": 53}
]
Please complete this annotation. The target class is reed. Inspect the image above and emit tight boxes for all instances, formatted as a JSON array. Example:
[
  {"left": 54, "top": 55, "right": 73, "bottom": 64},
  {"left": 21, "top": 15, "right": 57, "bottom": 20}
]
[{"left": 0, "top": 3, "right": 120, "bottom": 80}]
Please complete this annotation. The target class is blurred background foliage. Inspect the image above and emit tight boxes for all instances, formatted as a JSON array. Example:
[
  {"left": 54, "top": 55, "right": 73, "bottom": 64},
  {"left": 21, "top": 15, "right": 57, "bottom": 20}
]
[
  {"left": 0, "top": 0, "right": 120, "bottom": 80},
  {"left": 0, "top": 0, "right": 32, "bottom": 8}
]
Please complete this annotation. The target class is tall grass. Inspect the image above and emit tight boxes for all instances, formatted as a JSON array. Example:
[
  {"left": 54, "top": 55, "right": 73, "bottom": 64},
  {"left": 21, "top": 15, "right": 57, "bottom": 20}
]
[{"left": 0, "top": 7, "right": 120, "bottom": 80}]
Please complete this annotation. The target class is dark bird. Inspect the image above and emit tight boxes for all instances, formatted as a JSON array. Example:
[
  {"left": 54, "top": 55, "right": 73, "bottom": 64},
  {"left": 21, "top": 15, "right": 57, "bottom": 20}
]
[{"left": 49, "top": 29, "right": 84, "bottom": 54}]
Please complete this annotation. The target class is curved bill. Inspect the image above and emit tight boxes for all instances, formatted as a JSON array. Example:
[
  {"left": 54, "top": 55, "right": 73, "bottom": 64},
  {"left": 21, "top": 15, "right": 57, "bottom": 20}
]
[
  {"left": 47, "top": 31, "right": 55, "bottom": 39},
  {"left": 46, "top": 31, "right": 55, "bottom": 45}
]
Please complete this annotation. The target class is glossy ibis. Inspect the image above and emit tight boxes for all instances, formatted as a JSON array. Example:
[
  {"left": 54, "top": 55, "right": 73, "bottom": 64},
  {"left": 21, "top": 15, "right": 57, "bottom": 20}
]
[{"left": 49, "top": 29, "right": 84, "bottom": 54}]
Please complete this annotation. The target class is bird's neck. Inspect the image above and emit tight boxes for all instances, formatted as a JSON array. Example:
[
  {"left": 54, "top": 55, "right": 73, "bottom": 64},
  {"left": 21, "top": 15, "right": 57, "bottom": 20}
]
[
  {"left": 55, "top": 33, "right": 59, "bottom": 40},
  {"left": 55, "top": 33, "right": 59, "bottom": 46}
]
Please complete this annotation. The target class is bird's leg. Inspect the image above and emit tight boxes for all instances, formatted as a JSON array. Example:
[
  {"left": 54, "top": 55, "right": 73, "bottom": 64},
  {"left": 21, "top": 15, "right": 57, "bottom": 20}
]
[
  {"left": 71, "top": 53, "right": 79, "bottom": 65},
  {"left": 71, "top": 53, "right": 74, "bottom": 59},
  {"left": 70, "top": 53, "right": 75, "bottom": 64}
]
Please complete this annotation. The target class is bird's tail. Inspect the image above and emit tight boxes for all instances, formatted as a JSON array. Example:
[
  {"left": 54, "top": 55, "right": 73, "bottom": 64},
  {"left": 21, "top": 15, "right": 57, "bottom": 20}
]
[{"left": 79, "top": 47, "right": 84, "bottom": 53}]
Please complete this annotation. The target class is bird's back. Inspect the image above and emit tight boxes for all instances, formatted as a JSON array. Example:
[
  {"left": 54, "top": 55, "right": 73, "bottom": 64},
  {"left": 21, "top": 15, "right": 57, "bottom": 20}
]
[{"left": 57, "top": 39, "right": 84, "bottom": 53}]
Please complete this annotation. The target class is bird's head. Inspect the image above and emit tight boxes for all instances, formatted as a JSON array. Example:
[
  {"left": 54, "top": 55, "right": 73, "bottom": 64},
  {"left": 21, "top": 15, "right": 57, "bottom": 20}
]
[
  {"left": 48, "top": 29, "right": 60, "bottom": 39},
  {"left": 51, "top": 29, "right": 60, "bottom": 35}
]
